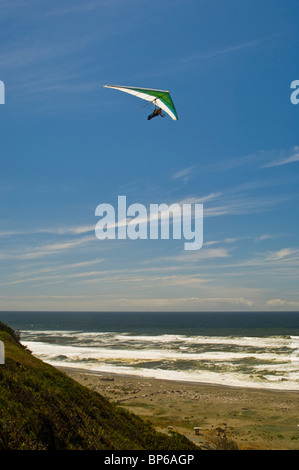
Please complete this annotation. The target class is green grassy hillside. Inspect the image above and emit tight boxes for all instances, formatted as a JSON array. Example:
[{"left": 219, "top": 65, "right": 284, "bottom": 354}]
[{"left": 0, "top": 322, "right": 199, "bottom": 450}]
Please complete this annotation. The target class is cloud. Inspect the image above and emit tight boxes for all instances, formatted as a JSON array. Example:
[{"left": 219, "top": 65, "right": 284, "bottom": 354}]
[
  {"left": 146, "top": 247, "right": 230, "bottom": 265},
  {"left": 0, "top": 235, "right": 95, "bottom": 261},
  {"left": 184, "top": 247, "right": 230, "bottom": 260},
  {"left": 202, "top": 145, "right": 299, "bottom": 177},
  {"left": 0, "top": 293, "right": 254, "bottom": 311},
  {"left": 179, "top": 34, "right": 280, "bottom": 64},
  {"left": 44, "top": 1, "right": 110, "bottom": 17},
  {"left": 0, "top": 224, "right": 95, "bottom": 238},
  {"left": 261, "top": 146, "right": 299, "bottom": 168},
  {"left": 0, "top": 0, "right": 38, "bottom": 17},
  {"left": 113, "top": 296, "right": 254, "bottom": 308},
  {"left": 146, "top": 33, "right": 281, "bottom": 80},
  {"left": 267, "top": 298, "right": 299, "bottom": 307},
  {"left": 171, "top": 166, "right": 195, "bottom": 183},
  {"left": 0, "top": 35, "right": 92, "bottom": 70},
  {"left": 205, "top": 237, "right": 247, "bottom": 246},
  {"left": 179, "top": 192, "right": 222, "bottom": 205},
  {"left": 254, "top": 234, "right": 274, "bottom": 242},
  {"left": 265, "top": 248, "right": 297, "bottom": 261},
  {"left": 203, "top": 194, "right": 290, "bottom": 218}
]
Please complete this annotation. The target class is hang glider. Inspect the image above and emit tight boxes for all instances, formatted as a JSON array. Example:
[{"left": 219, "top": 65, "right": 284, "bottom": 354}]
[{"left": 103, "top": 85, "right": 178, "bottom": 121}]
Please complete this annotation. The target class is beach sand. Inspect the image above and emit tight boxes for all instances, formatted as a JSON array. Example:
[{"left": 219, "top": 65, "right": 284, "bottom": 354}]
[{"left": 59, "top": 367, "right": 299, "bottom": 450}]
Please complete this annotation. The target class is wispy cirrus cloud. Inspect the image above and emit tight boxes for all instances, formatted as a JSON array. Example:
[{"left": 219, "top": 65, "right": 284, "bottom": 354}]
[
  {"left": 254, "top": 234, "right": 275, "bottom": 242},
  {"left": 215, "top": 247, "right": 299, "bottom": 270},
  {"left": 171, "top": 166, "right": 195, "bottom": 183},
  {"left": 144, "top": 247, "right": 230, "bottom": 266},
  {"left": 0, "top": 235, "right": 95, "bottom": 260},
  {"left": 145, "top": 33, "right": 282, "bottom": 80},
  {"left": 0, "top": 225, "right": 94, "bottom": 238},
  {"left": 157, "top": 32, "right": 282, "bottom": 80},
  {"left": 181, "top": 35, "right": 279, "bottom": 63},
  {"left": 265, "top": 248, "right": 299, "bottom": 262},
  {"left": 261, "top": 146, "right": 299, "bottom": 168},
  {"left": 0, "top": 0, "right": 119, "bottom": 19},
  {"left": 200, "top": 145, "right": 299, "bottom": 175},
  {"left": 0, "top": 176, "right": 289, "bottom": 245},
  {"left": 45, "top": 0, "right": 119, "bottom": 17},
  {"left": 0, "top": 0, "right": 38, "bottom": 17}
]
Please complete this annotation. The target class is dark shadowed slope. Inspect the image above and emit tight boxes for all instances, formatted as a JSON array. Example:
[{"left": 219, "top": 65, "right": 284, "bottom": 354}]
[{"left": 0, "top": 321, "right": 199, "bottom": 451}]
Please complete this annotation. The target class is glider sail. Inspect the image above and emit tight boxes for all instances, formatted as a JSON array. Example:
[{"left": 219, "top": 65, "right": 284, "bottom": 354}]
[{"left": 103, "top": 85, "right": 178, "bottom": 120}]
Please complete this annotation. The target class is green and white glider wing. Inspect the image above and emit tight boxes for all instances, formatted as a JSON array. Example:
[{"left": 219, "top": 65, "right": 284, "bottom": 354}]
[{"left": 103, "top": 85, "right": 178, "bottom": 120}]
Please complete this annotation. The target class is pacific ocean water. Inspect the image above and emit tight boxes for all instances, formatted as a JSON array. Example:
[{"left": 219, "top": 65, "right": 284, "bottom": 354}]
[{"left": 1, "top": 311, "right": 299, "bottom": 390}]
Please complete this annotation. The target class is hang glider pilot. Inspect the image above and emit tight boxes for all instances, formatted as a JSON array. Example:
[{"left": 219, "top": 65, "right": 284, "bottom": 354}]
[{"left": 147, "top": 107, "right": 165, "bottom": 120}]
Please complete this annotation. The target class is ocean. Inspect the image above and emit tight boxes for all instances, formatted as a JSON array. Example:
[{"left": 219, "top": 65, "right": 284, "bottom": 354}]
[{"left": 1, "top": 311, "right": 299, "bottom": 391}]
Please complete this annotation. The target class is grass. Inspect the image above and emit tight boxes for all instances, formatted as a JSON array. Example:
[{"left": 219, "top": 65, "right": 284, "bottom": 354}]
[{"left": 0, "top": 321, "right": 199, "bottom": 451}]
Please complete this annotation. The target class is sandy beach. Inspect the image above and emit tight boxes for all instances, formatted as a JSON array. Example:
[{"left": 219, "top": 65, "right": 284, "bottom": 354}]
[{"left": 59, "top": 366, "right": 299, "bottom": 450}]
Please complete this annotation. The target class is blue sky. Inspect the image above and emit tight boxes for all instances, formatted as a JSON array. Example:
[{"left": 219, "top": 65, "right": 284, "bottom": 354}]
[{"left": 0, "top": 0, "right": 299, "bottom": 311}]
